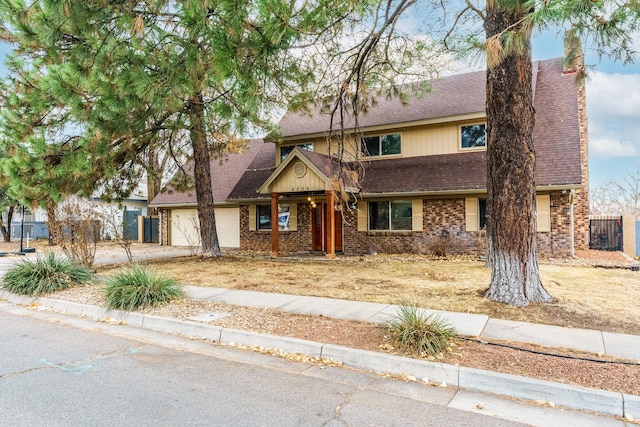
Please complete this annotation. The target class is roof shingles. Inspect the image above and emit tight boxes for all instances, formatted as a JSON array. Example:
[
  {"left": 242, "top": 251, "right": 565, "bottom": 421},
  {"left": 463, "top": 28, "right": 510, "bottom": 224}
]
[
  {"left": 152, "top": 57, "right": 582, "bottom": 205},
  {"left": 150, "top": 139, "right": 274, "bottom": 206}
]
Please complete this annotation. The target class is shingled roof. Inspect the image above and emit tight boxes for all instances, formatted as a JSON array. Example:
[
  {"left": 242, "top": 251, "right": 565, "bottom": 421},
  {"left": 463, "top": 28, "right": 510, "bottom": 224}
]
[
  {"left": 152, "top": 57, "right": 582, "bottom": 206},
  {"left": 278, "top": 70, "right": 487, "bottom": 138},
  {"left": 150, "top": 139, "right": 273, "bottom": 206},
  {"left": 360, "top": 151, "right": 486, "bottom": 194},
  {"left": 532, "top": 58, "right": 582, "bottom": 187},
  {"left": 227, "top": 143, "right": 275, "bottom": 200},
  {"left": 359, "top": 58, "right": 582, "bottom": 193}
]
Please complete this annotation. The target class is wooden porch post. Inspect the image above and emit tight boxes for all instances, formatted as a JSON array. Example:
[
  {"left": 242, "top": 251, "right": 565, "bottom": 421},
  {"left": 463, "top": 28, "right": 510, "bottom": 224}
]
[
  {"left": 271, "top": 192, "right": 279, "bottom": 257},
  {"left": 325, "top": 190, "right": 336, "bottom": 259}
]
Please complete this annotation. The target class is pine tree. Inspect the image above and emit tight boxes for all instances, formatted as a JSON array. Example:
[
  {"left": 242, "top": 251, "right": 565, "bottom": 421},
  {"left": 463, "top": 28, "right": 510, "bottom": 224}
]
[
  {"left": 479, "top": 1, "right": 638, "bottom": 306},
  {"left": 306, "top": 0, "right": 639, "bottom": 306},
  {"left": 0, "top": 0, "right": 368, "bottom": 256}
]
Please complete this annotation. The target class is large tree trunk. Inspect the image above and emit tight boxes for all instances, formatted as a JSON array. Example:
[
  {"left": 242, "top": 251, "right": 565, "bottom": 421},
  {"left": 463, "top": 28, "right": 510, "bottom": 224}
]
[
  {"left": 45, "top": 200, "right": 60, "bottom": 246},
  {"left": 483, "top": 3, "right": 553, "bottom": 307},
  {"left": 0, "top": 206, "right": 14, "bottom": 242},
  {"left": 146, "top": 149, "right": 160, "bottom": 216},
  {"left": 189, "top": 92, "right": 222, "bottom": 257}
]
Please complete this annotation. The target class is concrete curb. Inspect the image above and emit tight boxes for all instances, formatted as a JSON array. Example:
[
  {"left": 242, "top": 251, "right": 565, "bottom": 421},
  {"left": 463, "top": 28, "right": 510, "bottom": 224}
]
[
  {"left": 2, "top": 291, "right": 638, "bottom": 419},
  {"left": 321, "top": 344, "right": 459, "bottom": 386},
  {"left": 459, "top": 367, "right": 623, "bottom": 416}
]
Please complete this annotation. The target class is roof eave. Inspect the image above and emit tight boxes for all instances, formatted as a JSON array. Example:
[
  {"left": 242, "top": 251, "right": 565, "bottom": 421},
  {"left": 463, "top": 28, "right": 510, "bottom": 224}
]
[
  {"left": 536, "top": 183, "right": 582, "bottom": 192},
  {"left": 274, "top": 112, "right": 486, "bottom": 143},
  {"left": 258, "top": 148, "right": 331, "bottom": 194},
  {"left": 149, "top": 200, "right": 238, "bottom": 209},
  {"left": 360, "top": 183, "right": 581, "bottom": 199}
]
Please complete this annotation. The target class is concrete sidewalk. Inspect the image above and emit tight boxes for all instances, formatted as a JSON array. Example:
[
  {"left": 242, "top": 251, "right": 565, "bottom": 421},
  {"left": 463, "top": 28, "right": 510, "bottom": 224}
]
[{"left": 185, "top": 286, "right": 640, "bottom": 361}]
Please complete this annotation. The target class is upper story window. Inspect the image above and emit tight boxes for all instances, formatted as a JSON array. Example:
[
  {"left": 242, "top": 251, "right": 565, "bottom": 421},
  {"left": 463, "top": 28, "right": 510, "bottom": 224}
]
[
  {"left": 280, "top": 143, "right": 313, "bottom": 162},
  {"left": 461, "top": 124, "right": 486, "bottom": 149},
  {"left": 362, "top": 133, "right": 401, "bottom": 157}
]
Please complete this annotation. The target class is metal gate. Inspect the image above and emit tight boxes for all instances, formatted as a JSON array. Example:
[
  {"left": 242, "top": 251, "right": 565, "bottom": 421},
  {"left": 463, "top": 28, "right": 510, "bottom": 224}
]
[
  {"left": 143, "top": 216, "right": 160, "bottom": 244},
  {"left": 589, "top": 216, "right": 622, "bottom": 251},
  {"left": 123, "top": 209, "right": 140, "bottom": 241}
]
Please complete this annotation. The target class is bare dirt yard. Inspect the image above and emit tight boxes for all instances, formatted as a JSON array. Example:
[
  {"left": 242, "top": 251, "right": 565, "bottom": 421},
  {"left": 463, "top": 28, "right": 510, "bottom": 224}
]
[{"left": 4, "top": 241, "right": 640, "bottom": 398}]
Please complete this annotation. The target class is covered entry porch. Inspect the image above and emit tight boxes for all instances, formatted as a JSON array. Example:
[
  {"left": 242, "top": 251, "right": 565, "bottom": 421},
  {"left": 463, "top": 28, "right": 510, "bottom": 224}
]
[{"left": 257, "top": 148, "right": 358, "bottom": 259}]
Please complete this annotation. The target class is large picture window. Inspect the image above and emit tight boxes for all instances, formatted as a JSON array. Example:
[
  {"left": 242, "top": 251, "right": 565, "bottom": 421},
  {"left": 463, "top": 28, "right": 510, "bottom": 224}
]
[
  {"left": 258, "top": 204, "right": 291, "bottom": 231},
  {"left": 461, "top": 124, "right": 486, "bottom": 149},
  {"left": 369, "top": 201, "right": 412, "bottom": 230},
  {"left": 362, "top": 133, "right": 401, "bottom": 156},
  {"left": 280, "top": 143, "right": 313, "bottom": 162}
]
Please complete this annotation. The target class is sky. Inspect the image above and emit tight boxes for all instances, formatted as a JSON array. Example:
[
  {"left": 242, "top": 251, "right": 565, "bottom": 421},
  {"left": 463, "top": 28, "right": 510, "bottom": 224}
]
[{"left": 0, "top": 20, "right": 638, "bottom": 191}]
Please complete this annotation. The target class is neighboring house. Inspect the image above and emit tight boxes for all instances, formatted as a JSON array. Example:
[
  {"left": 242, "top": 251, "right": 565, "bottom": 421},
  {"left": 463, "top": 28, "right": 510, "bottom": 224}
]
[
  {"left": 8, "top": 187, "right": 149, "bottom": 242},
  {"left": 151, "top": 54, "right": 589, "bottom": 259},
  {"left": 8, "top": 207, "right": 49, "bottom": 241},
  {"left": 91, "top": 190, "right": 150, "bottom": 241}
]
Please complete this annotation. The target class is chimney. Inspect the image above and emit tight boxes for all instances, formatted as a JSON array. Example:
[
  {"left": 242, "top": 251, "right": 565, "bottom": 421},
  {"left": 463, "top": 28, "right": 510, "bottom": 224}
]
[{"left": 563, "top": 29, "right": 584, "bottom": 75}]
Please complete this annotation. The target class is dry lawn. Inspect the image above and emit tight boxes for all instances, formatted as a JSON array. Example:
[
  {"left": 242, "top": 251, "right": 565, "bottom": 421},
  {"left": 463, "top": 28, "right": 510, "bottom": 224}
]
[
  {"left": 117, "top": 251, "right": 640, "bottom": 335},
  {"left": 5, "top": 240, "right": 639, "bottom": 334}
]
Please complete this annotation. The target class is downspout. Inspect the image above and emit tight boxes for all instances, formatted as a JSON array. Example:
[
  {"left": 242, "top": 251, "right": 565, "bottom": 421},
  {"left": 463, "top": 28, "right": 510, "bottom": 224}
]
[{"left": 570, "top": 189, "right": 577, "bottom": 258}]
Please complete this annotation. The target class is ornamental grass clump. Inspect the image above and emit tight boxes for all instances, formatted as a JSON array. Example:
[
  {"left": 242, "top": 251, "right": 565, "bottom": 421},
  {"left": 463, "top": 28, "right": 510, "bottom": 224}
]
[
  {"left": 2, "top": 252, "right": 94, "bottom": 296},
  {"left": 105, "top": 264, "right": 183, "bottom": 311},
  {"left": 386, "top": 302, "right": 456, "bottom": 357}
]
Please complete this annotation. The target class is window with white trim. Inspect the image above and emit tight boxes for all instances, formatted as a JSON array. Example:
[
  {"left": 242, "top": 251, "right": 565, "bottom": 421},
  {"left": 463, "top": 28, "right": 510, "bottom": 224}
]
[{"left": 362, "top": 133, "right": 401, "bottom": 156}]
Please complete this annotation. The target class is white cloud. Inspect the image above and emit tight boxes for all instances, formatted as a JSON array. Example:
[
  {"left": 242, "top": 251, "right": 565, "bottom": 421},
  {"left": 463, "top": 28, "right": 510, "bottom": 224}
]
[
  {"left": 587, "top": 72, "right": 640, "bottom": 120},
  {"left": 587, "top": 72, "right": 640, "bottom": 159},
  {"left": 590, "top": 135, "right": 640, "bottom": 158}
]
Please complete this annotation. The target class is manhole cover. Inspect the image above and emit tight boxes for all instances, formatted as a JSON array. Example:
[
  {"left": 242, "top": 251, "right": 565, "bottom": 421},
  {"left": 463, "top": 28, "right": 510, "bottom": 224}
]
[{"left": 188, "top": 311, "right": 231, "bottom": 323}]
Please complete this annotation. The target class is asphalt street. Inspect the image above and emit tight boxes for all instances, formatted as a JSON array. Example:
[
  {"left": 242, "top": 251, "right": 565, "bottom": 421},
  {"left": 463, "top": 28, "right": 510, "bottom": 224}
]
[{"left": 0, "top": 308, "right": 528, "bottom": 427}]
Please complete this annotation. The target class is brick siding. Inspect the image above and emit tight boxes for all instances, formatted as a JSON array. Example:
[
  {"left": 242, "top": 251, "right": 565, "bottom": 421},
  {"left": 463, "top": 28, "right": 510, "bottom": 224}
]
[
  {"left": 159, "top": 209, "right": 169, "bottom": 246},
  {"left": 239, "top": 195, "right": 578, "bottom": 257},
  {"left": 239, "top": 204, "right": 313, "bottom": 254},
  {"left": 573, "top": 79, "right": 590, "bottom": 250}
]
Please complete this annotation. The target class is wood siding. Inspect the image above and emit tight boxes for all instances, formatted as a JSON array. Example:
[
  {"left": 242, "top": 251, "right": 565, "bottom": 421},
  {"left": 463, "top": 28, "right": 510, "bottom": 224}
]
[
  {"left": 277, "top": 120, "right": 486, "bottom": 162},
  {"left": 271, "top": 161, "right": 327, "bottom": 193}
]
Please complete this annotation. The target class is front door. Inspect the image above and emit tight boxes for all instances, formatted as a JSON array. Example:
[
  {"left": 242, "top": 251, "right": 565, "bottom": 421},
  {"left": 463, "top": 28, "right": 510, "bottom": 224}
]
[
  {"left": 312, "top": 205, "right": 324, "bottom": 251},
  {"left": 311, "top": 204, "right": 343, "bottom": 252}
]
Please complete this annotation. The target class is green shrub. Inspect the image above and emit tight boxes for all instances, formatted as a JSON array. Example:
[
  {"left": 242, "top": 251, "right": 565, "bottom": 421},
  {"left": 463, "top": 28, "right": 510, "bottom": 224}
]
[
  {"left": 386, "top": 302, "right": 456, "bottom": 357},
  {"left": 2, "top": 252, "right": 94, "bottom": 296},
  {"left": 105, "top": 264, "right": 183, "bottom": 310}
]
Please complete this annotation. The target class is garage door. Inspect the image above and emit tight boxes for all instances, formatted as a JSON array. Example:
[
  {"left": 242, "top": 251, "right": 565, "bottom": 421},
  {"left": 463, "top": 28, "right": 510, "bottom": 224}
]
[{"left": 170, "top": 207, "right": 239, "bottom": 248}]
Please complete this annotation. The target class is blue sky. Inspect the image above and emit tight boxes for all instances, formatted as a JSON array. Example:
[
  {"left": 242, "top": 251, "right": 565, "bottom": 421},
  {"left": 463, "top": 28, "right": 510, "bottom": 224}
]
[{"left": 1, "top": 27, "right": 638, "bottom": 190}]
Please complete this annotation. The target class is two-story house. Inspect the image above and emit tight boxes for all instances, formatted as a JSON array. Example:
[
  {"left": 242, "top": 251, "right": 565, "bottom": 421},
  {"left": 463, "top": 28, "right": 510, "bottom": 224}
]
[{"left": 150, "top": 55, "right": 589, "bottom": 259}]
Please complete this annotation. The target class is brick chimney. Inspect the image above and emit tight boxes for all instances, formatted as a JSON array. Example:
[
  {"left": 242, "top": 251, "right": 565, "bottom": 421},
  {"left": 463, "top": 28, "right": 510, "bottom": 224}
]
[
  {"left": 563, "top": 28, "right": 590, "bottom": 251},
  {"left": 563, "top": 29, "right": 584, "bottom": 75}
]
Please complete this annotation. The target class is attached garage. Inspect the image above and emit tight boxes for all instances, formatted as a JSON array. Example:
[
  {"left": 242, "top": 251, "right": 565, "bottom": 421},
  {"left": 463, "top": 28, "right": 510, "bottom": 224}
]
[{"left": 170, "top": 207, "right": 240, "bottom": 248}]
